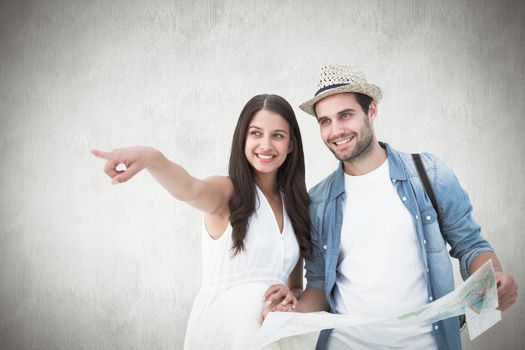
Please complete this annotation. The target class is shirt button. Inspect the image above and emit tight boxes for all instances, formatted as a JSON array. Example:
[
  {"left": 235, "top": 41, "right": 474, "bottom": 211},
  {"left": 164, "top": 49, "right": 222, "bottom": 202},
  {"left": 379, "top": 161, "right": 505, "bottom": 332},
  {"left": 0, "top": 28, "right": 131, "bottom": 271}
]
[
  {"left": 415, "top": 215, "right": 419, "bottom": 219},
  {"left": 429, "top": 296, "right": 433, "bottom": 301},
  {"left": 426, "top": 268, "right": 430, "bottom": 273},
  {"left": 426, "top": 215, "right": 431, "bottom": 221},
  {"left": 402, "top": 196, "right": 407, "bottom": 202},
  {"left": 423, "top": 240, "right": 427, "bottom": 245},
  {"left": 392, "top": 179, "right": 397, "bottom": 183},
  {"left": 434, "top": 325, "right": 439, "bottom": 330},
  {"left": 323, "top": 245, "right": 327, "bottom": 250}
]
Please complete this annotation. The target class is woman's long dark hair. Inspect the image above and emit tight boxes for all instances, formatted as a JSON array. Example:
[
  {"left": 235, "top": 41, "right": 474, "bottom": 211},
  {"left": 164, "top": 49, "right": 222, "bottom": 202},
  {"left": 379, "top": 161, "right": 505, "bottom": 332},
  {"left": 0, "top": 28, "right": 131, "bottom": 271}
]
[{"left": 228, "top": 94, "right": 311, "bottom": 259}]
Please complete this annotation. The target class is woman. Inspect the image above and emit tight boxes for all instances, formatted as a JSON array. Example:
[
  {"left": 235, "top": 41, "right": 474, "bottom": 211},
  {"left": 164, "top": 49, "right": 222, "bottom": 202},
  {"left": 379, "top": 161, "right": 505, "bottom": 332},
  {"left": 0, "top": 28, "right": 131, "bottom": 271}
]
[{"left": 92, "top": 94, "right": 314, "bottom": 349}]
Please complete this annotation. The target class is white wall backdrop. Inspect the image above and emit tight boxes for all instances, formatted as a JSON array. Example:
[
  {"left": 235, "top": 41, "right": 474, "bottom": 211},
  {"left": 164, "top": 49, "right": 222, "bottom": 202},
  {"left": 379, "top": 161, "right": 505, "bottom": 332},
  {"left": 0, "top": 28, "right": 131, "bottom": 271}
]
[{"left": 1, "top": 0, "right": 523, "bottom": 349}]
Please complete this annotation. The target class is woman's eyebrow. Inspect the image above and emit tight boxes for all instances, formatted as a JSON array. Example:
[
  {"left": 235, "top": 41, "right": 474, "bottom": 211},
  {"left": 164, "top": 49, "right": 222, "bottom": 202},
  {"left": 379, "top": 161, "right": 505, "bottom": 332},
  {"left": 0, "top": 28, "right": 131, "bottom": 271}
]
[{"left": 248, "top": 126, "right": 288, "bottom": 134}]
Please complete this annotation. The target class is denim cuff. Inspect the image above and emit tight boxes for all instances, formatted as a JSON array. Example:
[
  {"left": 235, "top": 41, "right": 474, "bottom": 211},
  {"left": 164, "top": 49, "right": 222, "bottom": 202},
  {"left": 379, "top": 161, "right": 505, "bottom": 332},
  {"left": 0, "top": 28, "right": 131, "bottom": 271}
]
[
  {"left": 306, "top": 278, "right": 325, "bottom": 291},
  {"left": 461, "top": 247, "right": 496, "bottom": 279}
]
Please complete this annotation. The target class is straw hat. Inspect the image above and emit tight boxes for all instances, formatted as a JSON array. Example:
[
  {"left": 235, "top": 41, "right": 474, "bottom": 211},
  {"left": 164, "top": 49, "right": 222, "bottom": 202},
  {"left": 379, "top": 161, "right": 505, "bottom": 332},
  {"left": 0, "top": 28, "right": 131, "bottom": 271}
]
[{"left": 299, "top": 65, "right": 382, "bottom": 117}]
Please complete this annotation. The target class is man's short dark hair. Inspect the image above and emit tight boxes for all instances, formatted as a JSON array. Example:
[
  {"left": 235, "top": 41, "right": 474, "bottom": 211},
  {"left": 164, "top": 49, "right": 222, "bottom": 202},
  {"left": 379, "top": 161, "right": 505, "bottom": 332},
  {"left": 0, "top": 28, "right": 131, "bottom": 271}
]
[
  {"left": 314, "top": 92, "right": 374, "bottom": 118},
  {"left": 354, "top": 93, "right": 373, "bottom": 115}
]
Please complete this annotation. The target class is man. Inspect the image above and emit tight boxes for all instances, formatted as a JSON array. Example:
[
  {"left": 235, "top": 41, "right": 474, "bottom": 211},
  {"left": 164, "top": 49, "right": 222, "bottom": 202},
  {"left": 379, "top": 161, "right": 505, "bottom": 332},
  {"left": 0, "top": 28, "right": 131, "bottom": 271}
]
[{"left": 294, "top": 65, "right": 518, "bottom": 349}]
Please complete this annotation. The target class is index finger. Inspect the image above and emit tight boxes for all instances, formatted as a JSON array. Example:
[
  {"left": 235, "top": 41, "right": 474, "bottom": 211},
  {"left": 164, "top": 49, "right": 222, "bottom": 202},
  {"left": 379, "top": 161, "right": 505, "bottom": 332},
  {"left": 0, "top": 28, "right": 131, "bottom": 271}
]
[
  {"left": 281, "top": 293, "right": 298, "bottom": 306},
  {"left": 263, "top": 284, "right": 283, "bottom": 300},
  {"left": 267, "top": 289, "right": 290, "bottom": 306},
  {"left": 91, "top": 149, "right": 114, "bottom": 161}
]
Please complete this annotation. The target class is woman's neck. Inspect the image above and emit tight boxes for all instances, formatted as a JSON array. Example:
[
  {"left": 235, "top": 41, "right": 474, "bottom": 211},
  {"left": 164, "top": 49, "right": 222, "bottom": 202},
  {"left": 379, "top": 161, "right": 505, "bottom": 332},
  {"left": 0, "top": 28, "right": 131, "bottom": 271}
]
[{"left": 254, "top": 172, "right": 279, "bottom": 197}]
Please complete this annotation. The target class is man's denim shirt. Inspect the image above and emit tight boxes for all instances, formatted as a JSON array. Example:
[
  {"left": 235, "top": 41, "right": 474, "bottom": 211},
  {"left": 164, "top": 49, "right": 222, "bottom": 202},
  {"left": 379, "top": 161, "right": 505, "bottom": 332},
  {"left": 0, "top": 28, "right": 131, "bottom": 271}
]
[{"left": 305, "top": 142, "right": 494, "bottom": 350}]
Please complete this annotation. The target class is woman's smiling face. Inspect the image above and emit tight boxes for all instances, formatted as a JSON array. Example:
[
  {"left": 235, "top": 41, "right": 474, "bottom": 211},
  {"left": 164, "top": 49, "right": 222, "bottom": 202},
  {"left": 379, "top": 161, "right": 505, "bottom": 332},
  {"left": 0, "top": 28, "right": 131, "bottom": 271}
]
[{"left": 244, "top": 109, "right": 291, "bottom": 177}]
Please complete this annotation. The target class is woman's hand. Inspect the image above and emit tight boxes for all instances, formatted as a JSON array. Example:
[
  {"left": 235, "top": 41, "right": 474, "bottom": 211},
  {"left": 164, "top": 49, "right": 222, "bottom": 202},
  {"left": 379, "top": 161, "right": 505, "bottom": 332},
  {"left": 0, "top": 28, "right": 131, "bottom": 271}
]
[
  {"left": 91, "top": 146, "right": 159, "bottom": 185},
  {"left": 92, "top": 146, "right": 232, "bottom": 223},
  {"left": 263, "top": 284, "right": 299, "bottom": 312}
]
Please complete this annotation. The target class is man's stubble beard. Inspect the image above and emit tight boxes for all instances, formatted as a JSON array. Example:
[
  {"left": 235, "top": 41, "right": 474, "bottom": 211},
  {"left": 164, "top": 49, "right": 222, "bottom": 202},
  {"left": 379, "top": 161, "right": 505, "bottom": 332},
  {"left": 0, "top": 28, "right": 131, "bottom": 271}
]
[{"left": 330, "top": 117, "right": 375, "bottom": 164}]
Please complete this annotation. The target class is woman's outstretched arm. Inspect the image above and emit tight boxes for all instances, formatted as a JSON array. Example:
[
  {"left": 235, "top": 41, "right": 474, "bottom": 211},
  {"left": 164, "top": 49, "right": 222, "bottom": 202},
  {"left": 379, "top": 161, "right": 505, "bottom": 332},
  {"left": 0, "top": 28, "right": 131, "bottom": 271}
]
[{"left": 91, "top": 147, "right": 233, "bottom": 217}]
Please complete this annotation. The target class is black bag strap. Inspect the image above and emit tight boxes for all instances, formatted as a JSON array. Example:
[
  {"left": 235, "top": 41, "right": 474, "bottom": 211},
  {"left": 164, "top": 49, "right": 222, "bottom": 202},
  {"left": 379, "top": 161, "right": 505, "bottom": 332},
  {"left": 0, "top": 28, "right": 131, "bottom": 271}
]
[
  {"left": 412, "top": 153, "right": 442, "bottom": 229},
  {"left": 411, "top": 153, "right": 466, "bottom": 330}
]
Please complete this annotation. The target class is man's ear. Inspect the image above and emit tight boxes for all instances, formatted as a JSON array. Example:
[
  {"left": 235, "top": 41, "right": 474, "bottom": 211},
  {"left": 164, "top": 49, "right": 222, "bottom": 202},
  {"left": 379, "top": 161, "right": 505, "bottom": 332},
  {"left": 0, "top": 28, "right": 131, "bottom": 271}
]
[{"left": 368, "top": 101, "right": 378, "bottom": 122}]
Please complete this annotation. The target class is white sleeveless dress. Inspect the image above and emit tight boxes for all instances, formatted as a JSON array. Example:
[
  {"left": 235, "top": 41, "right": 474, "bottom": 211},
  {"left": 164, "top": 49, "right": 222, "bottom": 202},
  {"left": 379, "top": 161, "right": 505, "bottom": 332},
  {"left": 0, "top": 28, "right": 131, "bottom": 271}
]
[{"left": 184, "top": 187, "right": 316, "bottom": 349}]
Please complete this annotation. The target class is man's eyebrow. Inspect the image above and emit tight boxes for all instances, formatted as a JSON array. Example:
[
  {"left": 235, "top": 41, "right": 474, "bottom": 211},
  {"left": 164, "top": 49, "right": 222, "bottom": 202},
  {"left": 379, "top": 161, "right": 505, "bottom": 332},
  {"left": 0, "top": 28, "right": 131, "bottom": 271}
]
[
  {"left": 316, "top": 108, "right": 356, "bottom": 121},
  {"left": 337, "top": 108, "right": 355, "bottom": 116}
]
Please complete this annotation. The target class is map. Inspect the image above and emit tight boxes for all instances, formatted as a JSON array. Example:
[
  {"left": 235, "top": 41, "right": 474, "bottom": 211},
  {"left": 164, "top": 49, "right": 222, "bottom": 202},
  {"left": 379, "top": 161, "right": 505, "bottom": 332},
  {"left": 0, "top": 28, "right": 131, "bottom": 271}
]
[{"left": 254, "top": 260, "right": 499, "bottom": 348}]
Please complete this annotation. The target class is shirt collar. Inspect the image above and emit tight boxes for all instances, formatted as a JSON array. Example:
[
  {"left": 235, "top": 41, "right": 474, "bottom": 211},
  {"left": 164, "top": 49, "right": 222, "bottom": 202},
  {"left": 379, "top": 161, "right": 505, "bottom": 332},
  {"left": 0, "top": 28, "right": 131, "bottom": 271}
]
[
  {"left": 381, "top": 142, "right": 407, "bottom": 181},
  {"left": 332, "top": 142, "right": 408, "bottom": 194}
]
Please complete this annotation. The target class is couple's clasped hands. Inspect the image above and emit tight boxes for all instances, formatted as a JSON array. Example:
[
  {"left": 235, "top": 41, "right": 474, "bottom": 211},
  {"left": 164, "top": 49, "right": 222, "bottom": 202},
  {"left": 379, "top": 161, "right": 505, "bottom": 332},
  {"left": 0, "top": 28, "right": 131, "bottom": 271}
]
[{"left": 262, "top": 284, "right": 300, "bottom": 320}]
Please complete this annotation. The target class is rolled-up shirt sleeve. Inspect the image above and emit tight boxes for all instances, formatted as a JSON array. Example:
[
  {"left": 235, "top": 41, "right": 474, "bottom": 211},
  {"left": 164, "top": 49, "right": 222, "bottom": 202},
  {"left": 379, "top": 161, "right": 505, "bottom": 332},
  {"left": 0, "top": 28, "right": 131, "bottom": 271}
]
[{"left": 430, "top": 154, "right": 495, "bottom": 280}]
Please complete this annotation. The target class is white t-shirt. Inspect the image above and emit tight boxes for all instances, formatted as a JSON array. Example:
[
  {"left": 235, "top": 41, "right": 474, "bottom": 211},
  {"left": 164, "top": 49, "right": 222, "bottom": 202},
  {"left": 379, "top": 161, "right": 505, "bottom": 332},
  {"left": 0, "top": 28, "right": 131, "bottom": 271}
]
[{"left": 330, "top": 160, "right": 437, "bottom": 350}]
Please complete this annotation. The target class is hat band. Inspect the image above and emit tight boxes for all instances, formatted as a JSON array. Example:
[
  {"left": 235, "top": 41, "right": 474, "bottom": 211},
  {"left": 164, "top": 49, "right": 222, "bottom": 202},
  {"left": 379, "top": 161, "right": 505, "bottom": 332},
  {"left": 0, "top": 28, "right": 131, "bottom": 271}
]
[{"left": 315, "top": 83, "right": 348, "bottom": 96}]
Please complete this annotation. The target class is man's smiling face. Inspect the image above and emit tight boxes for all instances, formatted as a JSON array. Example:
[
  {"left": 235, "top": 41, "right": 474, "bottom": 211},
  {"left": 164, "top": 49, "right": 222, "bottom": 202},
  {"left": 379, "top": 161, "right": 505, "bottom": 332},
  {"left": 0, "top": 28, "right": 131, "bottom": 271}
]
[{"left": 315, "top": 93, "right": 376, "bottom": 163}]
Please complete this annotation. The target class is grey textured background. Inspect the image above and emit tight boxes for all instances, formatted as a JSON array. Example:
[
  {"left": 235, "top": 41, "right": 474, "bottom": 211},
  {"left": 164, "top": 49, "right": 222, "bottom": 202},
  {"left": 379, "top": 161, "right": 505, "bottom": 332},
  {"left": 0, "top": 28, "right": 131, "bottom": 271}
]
[{"left": 1, "top": 0, "right": 524, "bottom": 349}]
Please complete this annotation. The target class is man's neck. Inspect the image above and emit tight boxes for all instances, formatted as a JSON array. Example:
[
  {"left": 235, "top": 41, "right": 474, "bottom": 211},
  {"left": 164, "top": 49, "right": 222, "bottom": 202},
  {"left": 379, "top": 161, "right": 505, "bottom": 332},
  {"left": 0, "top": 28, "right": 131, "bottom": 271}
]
[{"left": 343, "top": 141, "right": 387, "bottom": 176}]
